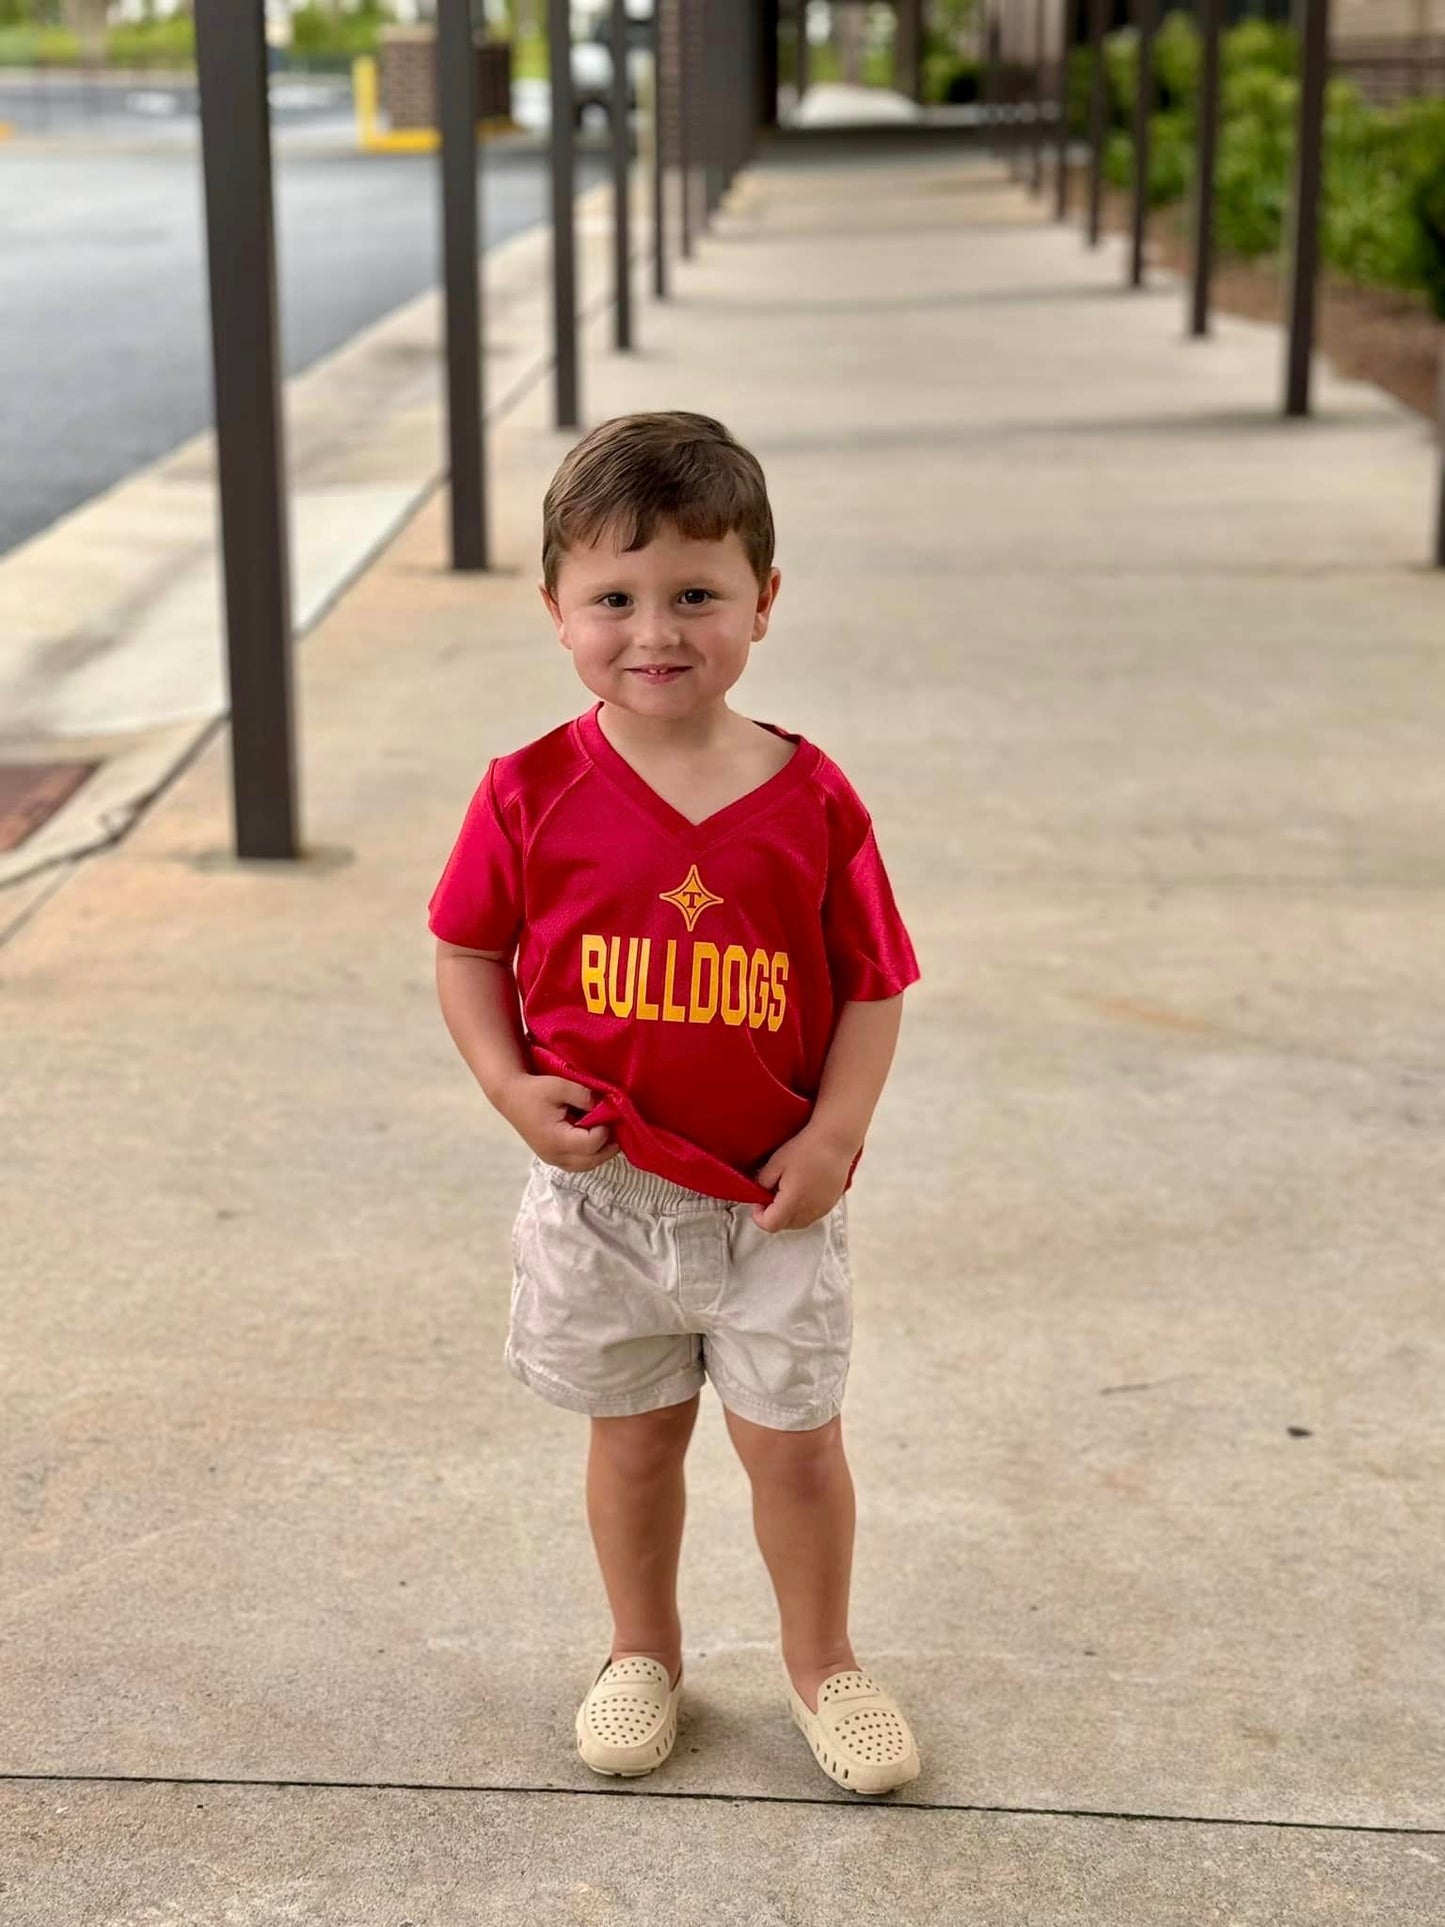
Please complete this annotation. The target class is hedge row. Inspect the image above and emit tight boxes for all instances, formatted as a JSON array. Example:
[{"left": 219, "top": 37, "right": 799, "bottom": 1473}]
[
  {"left": 1073, "top": 15, "right": 1445, "bottom": 320},
  {"left": 0, "top": 5, "right": 390, "bottom": 67}
]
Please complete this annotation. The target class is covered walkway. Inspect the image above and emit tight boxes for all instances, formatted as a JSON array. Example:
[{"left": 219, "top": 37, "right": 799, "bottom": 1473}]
[{"left": 5, "top": 144, "right": 1442, "bottom": 1920}]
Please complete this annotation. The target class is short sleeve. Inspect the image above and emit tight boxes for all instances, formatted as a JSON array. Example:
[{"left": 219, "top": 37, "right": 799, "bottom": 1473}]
[
  {"left": 427, "top": 762, "right": 523, "bottom": 955},
  {"left": 823, "top": 821, "right": 921, "bottom": 1002}
]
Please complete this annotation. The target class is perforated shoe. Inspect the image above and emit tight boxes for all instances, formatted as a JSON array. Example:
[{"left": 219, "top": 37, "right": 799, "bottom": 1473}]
[
  {"left": 788, "top": 1666, "right": 921, "bottom": 1795},
  {"left": 575, "top": 1655, "right": 681, "bottom": 1778}
]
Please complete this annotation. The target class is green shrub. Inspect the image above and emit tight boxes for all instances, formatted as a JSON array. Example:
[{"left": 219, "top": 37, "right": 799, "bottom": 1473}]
[
  {"left": 1412, "top": 155, "right": 1445, "bottom": 321},
  {"left": 1150, "top": 108, "right": 1193, "bottom": 206},
  {"left": 291, "top": 2, "right": 387, "bottom": 58},
  {"left": 1221, "top": 18, "right": 1297, "bottom": 87},
  {"left": 932, "top": 56, "right": 978, "bottom": 105},
  {"left": 1067, "top": 7, "right": 1445, "bottom": 310},
  {"left": 1102, "top": 109, "right": 1193, "bottom": 209},
  {"left": 1065, "top": 44, "right": 1092, "bottom": 137},
  {"left": 107, "top": 17, "right": 196, "bottom": 68},
  {"left": 1152, "top": 10, "right": 1200, "bottom": 117},
  {"left": 1215, "top": 71, "right": 1296, "bottom": 258},
  {"left": 1104, "top": 23, "right": 1139, "bottom": 125},
  {"left": 33, "top": 22, "right": 77, "bottom": 61},
  {"left": 1103, "top": 127, "right": 1132, "bottom": 191}
]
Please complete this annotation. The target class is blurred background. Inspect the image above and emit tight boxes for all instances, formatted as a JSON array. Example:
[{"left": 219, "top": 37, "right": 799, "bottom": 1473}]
[
  {"left": 4, "top": 4, "right": 1445, "bottom": 1918},
  {"left": 1, "top": 2, "right": 1440, "bottom": 571}
]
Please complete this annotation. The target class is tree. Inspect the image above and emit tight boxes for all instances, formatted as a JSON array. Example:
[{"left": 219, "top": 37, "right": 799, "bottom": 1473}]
[
  {"left": 834, "top": 0, "right": 865, "bottom": 83},
  {"left": 60, "top": 0, "right": 108, "bottom": 60}
]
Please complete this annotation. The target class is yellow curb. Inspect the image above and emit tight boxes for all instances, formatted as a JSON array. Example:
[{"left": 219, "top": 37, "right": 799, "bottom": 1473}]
[
  {"left": 354, "top": 54, "right": 518, "bottom": 155},
  {"left": 357, "top": 119, "right": 519, "bottom": 155}
]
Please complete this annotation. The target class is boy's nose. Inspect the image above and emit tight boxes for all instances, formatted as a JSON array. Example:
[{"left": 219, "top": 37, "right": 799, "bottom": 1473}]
[{"left": 629, "top": 607, "right": 683, "bottom": 650}]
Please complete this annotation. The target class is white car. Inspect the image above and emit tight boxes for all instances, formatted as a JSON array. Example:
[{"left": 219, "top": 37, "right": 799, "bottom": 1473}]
[{"left": 570, "top": 0, "right": 652, "bottom": 127}]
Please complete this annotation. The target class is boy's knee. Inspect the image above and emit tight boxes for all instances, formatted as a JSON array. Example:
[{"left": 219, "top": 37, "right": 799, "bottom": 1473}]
[
  {"left": 729, "top": 1412, "right": 845, "bottom": 1494},
  {"left": 590, "top": 1397, "right": 699, "bottom": 1479}
]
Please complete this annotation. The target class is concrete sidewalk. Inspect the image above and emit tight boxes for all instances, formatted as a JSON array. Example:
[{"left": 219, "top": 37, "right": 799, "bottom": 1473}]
[{"left": 5, "top": 147, "right": 1443, "bottom": 1922}]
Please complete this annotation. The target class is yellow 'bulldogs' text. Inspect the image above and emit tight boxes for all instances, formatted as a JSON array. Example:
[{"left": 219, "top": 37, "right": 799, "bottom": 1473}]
[{"left": 581, "top": 936, "right": 789, "bottom": 1030}]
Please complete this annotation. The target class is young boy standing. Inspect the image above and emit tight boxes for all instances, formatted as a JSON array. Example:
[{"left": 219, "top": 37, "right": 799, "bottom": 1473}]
[{"left": 429, "top": 412, "right": 922, "bottom": 1795}]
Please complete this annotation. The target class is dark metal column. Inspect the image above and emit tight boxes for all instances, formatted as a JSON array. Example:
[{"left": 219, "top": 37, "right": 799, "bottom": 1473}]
[
  {"left": 1030, "top": 0, "right": 1046, "bottom": 194},
  {"left": 438, "top": 0, "right": 487, "bottom": 570},
  {"left": 1189, "top": 0, "right": 1222, "bottom": 337},
  {"left": 194, "top": 0, "right": 298, "bottom": 861},
  {"left": 1285, "top": 0, "right": 1330, "bottom": 417},
  {"left": 1129, "top": 0, "right": 1157, "bottom": 287},
  {"left": 759, "top": 0, "right": 780, "bottom": 129},
  {"left": 610, "top": 0, "right": 633, "bottom": 349},
  {"left": 679, "top": 0, "right": 694, "bottom": 258},
  {"left": 1085, "top": 0, "right": 1107, "bottom": 246},
  {"left": 745, "top": 0, "right": 761, "bottom": 170},
  {"left": 652, "top": 0, "right": 668, "bottom": 298},
  {"left": 1055, "top": 0, "right": 1074, "bottom": 219},
  {"left": 795, "top": 0, "right": 809, "bottom": 100},
  {"left": 548, "top": 0, "right": 579, "bottom": 427},
  {"left": 896, "top": 0, "right": 923, "bottom": 104},
  {"left": 701, "top": 0, "right": 724, "bottom": 223}
]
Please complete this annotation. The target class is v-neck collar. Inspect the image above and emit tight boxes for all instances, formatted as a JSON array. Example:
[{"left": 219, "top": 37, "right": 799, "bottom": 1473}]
[{"left": 575, "top": 700, "right": 820, "bottom": 846}]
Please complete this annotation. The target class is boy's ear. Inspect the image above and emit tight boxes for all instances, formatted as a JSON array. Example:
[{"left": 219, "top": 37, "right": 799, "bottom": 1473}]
[
  {"left": 752, "top": 566, "right": 782, "bottom": 642},
  {"left": 539, "top": 581, "right": 568, "bottom": 645}
]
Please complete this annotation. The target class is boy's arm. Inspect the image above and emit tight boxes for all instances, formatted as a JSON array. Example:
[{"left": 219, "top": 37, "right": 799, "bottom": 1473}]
[
  {"left": 753, "top": 993, "right": 905, "bottom": 1233},
  {"left": 435, "top": 939, "right": 617, "bottom": 1169}
]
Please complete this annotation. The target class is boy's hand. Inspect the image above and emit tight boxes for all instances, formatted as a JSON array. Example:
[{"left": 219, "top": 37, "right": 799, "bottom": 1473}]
[
  {"left": 751, "top": 1123, "right": 857, "bottom": 1234},
  {"left": 496, "top": 1075, "right": 618, "bottom": 1172}
]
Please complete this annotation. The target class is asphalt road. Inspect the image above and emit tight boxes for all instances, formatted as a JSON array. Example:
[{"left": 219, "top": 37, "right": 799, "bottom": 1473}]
[{"left": 0, "top": 134, "right": 607, "bottom": 559}]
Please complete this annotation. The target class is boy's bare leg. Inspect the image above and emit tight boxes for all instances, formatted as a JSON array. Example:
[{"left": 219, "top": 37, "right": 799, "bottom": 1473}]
[
  {"left": 585, "top": 1394, "right": 700, "bottom": 1687},
  {"left": 723, "top": 1410, "right": 859, "bottom": 1711}
]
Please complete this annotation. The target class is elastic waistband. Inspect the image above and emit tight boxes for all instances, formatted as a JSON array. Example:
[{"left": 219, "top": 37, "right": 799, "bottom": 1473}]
[{"left": 545, "top": 1154, "right": 731, "bottom": 1219}]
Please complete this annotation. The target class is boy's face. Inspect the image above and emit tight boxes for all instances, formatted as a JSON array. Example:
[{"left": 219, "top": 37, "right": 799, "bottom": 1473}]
[{"left": 542, "top": 523, "right": 780, "bottom": 722}]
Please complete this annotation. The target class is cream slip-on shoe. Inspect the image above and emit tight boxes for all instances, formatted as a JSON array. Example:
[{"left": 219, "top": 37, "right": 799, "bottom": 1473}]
[
  {"left": 788, "top": 1667, "right": 921, "bottom": 1795},
  {"left": 575, "top": 1656, "right": 681, "bottom": 1778}
]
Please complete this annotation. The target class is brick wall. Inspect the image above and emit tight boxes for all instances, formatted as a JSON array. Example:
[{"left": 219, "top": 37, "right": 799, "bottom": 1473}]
[
  {"left": 1335, "top": 0, "right": 1435, "bottom": 37},
  {"left": 986, "top": 0, "right": 1439, "bottom": 64},
  {"left": 379, "top": 27, "right": 511, "bottom": 131}
]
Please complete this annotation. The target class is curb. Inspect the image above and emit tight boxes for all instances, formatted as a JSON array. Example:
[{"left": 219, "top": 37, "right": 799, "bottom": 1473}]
[{"left": 0, "top": 182, "right": 621, "bottom": 895}]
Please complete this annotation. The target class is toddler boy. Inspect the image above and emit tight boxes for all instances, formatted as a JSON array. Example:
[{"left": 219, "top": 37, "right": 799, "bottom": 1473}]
[{"left": 429, "top": 412, "right": 921, "bottom": 1795}]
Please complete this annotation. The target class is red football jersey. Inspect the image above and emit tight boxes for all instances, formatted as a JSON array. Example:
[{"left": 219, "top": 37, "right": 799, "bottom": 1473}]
[{"left": 428, "top": 703, "right": 919, "bottom": 1205}]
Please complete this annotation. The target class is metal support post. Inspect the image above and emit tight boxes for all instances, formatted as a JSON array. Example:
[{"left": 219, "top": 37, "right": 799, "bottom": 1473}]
[
  {"left": 1085, "top": 0, "right": 1106, "bottom": 246},
  {"left": 610, "top": 0, "right": 633, "bottom": 349},
  {"left": 652, "top": 0, "right": 668, "bottom": 297},
  {"left": 548, "top": 0, "right": 579, "bottom": 427},
  {"left": 896, "top": 0, "right": 923, "bottom": 103},
  {"left": 1030, "top": 0, "right": 1046, "bottom": 194},
  {"left": 679, "top": 0, "right": 694, "bottom": 257},
  {"left": 1129, "top": 0, "right": 1157, "bottom": 287},
  {"left": 1189, "top": 0, "right": 1222, "bottom": 337},
  {"left": 1284, "top": 0, "right": 1330, "bottom": 417},
  {"left": 194, "top": 0, "right": 298, "bottom": 860},
  {"left": 438, "top": 0, "right": 487, "bottom": 570},
  {"left": 1055, "top": 0, "right": 1074, "bottom": 219}
]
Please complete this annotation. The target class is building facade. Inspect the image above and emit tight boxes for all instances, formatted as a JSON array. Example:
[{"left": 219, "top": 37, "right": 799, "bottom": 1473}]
[{"left": 984, "top": 0, "right": 1440, "bottom": 67}]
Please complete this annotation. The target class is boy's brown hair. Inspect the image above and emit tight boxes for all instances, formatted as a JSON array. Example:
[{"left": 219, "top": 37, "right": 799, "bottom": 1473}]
[{"left": 542, "top": 411, "right": 775, "bottom": 593}]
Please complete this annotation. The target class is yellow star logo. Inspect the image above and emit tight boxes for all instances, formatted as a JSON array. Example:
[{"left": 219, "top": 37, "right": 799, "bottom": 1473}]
[{"left": 659, "top": 863, "right": 724, "bottom": 932}]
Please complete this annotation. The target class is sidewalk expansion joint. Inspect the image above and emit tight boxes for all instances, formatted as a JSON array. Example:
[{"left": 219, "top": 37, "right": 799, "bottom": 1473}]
[{"left": 2, "top": 1771, "right": 1440, "bottom": 1836}]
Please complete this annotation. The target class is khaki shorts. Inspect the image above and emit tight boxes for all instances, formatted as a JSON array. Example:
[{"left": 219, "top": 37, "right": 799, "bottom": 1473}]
[{"left": 506, "top": 1153, "right": 852, "bottom": 1432}]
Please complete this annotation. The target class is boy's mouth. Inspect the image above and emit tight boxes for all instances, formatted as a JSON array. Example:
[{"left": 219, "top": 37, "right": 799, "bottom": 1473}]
[{"left": 627, "top": 666, "right": 690, "bottom": 683}]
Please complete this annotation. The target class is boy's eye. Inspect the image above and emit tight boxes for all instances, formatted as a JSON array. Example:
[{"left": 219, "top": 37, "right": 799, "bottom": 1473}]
[{"left": 595, "top": 589, "right": 713, "bottom": 609}]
